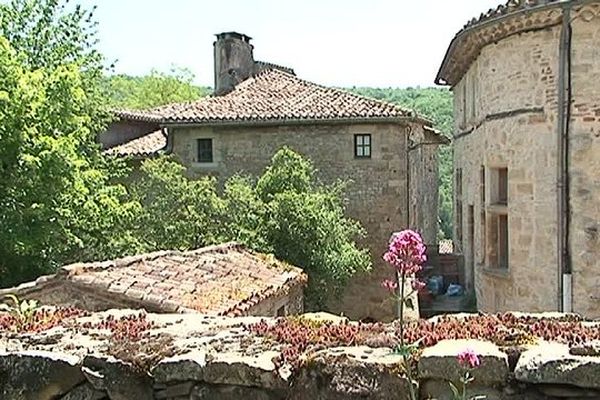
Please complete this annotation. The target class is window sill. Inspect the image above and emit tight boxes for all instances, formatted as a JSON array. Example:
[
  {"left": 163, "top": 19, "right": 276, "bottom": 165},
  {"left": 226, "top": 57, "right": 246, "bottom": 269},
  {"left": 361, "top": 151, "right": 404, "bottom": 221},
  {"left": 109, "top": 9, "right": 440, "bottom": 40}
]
[
  {"left": 191, "top": 162, "right": 218, "bottom": 169},
  {"left": 487, "top": 204, "right": 508, "bottom": 214},
  {"left": 481, "top": 266, "right": 510, "bottom": 279}
]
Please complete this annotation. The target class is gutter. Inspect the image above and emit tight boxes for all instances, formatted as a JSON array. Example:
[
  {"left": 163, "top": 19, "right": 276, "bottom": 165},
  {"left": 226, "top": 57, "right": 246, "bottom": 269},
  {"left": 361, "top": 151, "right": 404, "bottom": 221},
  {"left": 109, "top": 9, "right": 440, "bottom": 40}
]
[
  {"left": 557, "top": 3, "right": 573, "bottom": 313},
  {"left": 159, "top": 115, "right": 433, "bottom": 129}
]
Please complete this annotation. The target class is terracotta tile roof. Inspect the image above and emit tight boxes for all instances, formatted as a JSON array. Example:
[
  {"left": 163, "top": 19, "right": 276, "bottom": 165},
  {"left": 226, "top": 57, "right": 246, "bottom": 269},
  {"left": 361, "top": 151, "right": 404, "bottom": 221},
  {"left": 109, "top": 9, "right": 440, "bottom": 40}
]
[
  {"left": 119, "top": 69, "right": 419, "bottom": 124},
  {"left": 104, "top": 130, "right": 167, "bottom": 157},
  {"left": 112, "top": 108, "right": 164, "bottom": 123},
  {"left": 6, "top": 243, "right": 307, "bottom": 316},
  {"left": 254, "top": 60, "right": 295, "bottom": 76},
  {"left": 436, "top": 0, "right": 566, "bottom": 86}
]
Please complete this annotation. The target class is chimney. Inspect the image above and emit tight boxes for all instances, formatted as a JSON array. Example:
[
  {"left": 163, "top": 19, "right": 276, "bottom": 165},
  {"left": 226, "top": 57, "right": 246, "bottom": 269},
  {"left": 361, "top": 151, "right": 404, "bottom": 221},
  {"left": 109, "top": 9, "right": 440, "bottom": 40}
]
[{"left": 213, "top": 32, "right": 255, "bottom": 95}]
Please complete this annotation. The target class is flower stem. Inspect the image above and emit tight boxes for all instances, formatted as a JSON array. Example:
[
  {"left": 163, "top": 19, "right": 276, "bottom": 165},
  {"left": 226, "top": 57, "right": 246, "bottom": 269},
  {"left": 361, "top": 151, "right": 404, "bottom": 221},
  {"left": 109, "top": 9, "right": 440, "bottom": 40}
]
[{"left": 398, "top": 270, "right": 405, "bottom": 345}]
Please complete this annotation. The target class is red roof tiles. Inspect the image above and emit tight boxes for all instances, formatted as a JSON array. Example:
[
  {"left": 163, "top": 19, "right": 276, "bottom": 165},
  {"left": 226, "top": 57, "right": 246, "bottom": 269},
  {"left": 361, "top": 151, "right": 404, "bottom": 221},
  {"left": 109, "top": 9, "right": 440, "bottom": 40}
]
[
  {"left": 7, "top": 243, "right": 307, "bottom": 316},
  {"left": 105, "top": 130, "right": 167, "bottom": 157},
  {"left": 119, "top": 69, "right": 418, "bottom": 124}
]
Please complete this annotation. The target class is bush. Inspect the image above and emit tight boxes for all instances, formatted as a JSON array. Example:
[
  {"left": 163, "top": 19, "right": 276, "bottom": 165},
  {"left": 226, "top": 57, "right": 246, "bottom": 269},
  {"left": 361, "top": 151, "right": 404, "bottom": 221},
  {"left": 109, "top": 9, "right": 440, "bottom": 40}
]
[{"left": 132, "top": 148, "right": 371, "bottom": 309}]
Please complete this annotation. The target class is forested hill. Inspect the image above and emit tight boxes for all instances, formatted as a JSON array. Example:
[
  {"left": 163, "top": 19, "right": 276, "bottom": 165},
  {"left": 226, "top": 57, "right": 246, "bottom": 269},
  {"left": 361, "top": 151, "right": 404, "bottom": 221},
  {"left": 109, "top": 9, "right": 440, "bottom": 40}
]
[
  {"left": 347, "top": 87, "right": 454, "bottom": 239},
  {"left": 105, "top": 75, "right": 454, "bottom": 239}
]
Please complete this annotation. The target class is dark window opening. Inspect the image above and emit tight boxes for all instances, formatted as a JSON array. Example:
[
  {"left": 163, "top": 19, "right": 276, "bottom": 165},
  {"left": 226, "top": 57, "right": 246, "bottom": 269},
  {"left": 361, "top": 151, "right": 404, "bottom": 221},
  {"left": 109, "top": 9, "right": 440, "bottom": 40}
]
[
  {"left": 489, "top": 214, "right": 509, "bottom": 269},
  {"left": 498, "top": 168, "right": 508, "bottom": 205},
  {"left": 354, "top": 134, "right": 371, "bottom": 158},
  {"left": 276, "top": 306, "right": 286, "bottom": 317},
  {"left": 197, "top": 138, "right": 213, "bottom": 163}
]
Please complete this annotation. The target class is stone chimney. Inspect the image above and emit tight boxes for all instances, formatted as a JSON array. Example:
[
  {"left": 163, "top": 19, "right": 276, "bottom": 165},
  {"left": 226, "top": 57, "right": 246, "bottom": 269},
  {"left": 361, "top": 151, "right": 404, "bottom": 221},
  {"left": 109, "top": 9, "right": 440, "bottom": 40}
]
[{"left": 213, "top": 32, "right": 255, "bottom": 96}]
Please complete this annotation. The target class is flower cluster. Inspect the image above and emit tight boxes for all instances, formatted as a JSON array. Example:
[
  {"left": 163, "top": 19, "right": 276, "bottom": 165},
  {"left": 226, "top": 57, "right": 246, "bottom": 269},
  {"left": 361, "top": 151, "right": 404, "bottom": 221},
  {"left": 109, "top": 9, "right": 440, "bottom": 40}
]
[
  {"left": 0, "top": 306, "right": 87, "bottom": 333},
  {"left": 82, "top": 312, "right": 154, "bottom": 341},
  {"left": 457, "top": 348, "right": 481, "bottom": 368},
  {"left": 248, "top": 312, "right": 600, "bottom": 372},
  {"left": 383, "top": 230, "right": 427, "bottom": 276}
]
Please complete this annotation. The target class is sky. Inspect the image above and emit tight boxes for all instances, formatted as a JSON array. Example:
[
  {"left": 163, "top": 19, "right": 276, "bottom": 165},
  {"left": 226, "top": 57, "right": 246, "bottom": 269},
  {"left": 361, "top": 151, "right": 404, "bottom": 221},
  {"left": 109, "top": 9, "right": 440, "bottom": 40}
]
[{"left": 78, "top": 0, "right": 502, "bottom": 88}]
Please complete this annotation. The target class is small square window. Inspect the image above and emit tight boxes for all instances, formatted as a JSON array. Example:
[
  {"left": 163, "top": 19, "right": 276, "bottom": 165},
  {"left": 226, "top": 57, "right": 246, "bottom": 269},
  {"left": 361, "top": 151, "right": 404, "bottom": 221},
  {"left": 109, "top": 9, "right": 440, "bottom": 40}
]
[
  {"left": 354, "top": 134, "right": 371, "bottom": 158},
  {"left": 197, "top": 138, "right": 213, "bottom": 163}
]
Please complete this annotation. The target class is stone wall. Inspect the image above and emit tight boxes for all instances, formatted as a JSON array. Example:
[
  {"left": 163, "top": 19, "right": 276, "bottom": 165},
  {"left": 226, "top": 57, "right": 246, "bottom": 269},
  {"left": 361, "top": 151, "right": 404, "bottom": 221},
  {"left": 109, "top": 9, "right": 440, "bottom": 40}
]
[
  {"left": 170, "top": 121, "right": 435, "bottom": 320},
  {"left": 452, "top": 4, "right": 600, "bottom": 317},
  {"left": 3, "top": 309, "right": 600, "bottom": 400}
]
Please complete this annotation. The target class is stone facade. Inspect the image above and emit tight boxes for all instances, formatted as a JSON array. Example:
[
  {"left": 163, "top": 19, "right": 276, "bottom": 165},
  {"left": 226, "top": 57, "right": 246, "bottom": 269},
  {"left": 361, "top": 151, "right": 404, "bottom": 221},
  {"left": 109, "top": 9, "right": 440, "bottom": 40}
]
[
  {"left": 440, "top": 2, "right": 600, "bottom": 317},
  {"left": 170, "top": 121, "right": 439, "bottom": 321}
]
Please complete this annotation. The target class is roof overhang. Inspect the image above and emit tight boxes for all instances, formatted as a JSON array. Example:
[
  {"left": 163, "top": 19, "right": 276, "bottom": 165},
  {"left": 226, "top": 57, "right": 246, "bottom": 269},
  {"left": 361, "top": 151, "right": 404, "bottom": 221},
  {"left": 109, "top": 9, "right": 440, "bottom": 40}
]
[
  {"left": 159, "top": 115, "right": 433, "bottom": 129},
  {"left": 435, "top": 0, "right": 595, "bottom": 86}
]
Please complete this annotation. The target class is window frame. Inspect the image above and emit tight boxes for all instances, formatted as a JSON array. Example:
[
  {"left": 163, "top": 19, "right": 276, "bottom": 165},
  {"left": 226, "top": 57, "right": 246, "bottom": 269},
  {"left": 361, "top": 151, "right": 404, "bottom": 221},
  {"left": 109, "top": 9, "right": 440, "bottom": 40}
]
[
  {"left": 354, "top": 134, "right": 372, "bottom": 159},
  {"left": 196, "top": 138, "right": 213, "bottom": 163},
  {"left": 486, "top": 166, "right": 509, "bottom": 270}
]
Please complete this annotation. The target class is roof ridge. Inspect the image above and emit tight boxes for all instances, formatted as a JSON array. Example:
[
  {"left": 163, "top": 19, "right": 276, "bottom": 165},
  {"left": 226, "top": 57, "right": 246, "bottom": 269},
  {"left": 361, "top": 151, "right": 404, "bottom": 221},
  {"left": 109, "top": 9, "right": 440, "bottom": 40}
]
[{"left": 249, "top": 69, "right": 418, "bottom": 116}]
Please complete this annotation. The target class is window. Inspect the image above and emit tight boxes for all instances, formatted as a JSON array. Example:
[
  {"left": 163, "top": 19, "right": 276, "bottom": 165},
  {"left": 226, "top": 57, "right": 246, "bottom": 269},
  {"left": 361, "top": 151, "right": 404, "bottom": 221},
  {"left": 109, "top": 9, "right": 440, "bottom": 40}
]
[
  {"left": 480, "top": 166, "right": 486, "bottom": 263},
  {"left": 497, "top": 168, "right": 508, "bottom": 205},
  {"left": 461, "top": 80, "right": 467, "bottom": 127},
  {"left": 480, "top": 166, "right": 486, "bottom": 204},
  {"left": 197, "top": 138, "right": 213, "bottom": 163},
  {"left": 487, "top": 166, "right": 509, "bottom": 269},
  {"left": 489, "top": 167, "right": 508, "bottom": 205},
  {"left": 455, "top": 168, "right": 463, "bottom": 250},
  {"left": 469, "top": 66, "right": 477, "bottom": 122},
  {"left": 354, "top": 134, "right": 371, "bottom": 158},
  {"left": 489, "top": 214, "right": 509, "bottom": 269}
]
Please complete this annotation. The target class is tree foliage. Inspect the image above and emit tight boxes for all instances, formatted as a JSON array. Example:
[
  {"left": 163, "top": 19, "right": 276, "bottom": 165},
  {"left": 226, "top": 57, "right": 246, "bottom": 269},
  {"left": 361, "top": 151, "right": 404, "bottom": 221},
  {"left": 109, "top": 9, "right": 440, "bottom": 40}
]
[
  {"left": 105, "top": 67, "right": 209, "bottom": 109},
  {"left": 0, "top": 0, "right": 134, "bottom": 286},
  {"left": 348, "top": 87, "right": 454, "bottom": 239},
  {"left": 130, "top": 149, "right": 371, "bottom": 309}
]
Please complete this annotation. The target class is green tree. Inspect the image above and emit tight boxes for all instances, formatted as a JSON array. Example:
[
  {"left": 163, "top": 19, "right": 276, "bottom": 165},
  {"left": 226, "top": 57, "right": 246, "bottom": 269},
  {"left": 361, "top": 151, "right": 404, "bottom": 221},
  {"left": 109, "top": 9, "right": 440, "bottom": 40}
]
[
  {"left": 254, "top": 148, "right": 371, "bottom": 308},
  {"left": 0, "top": 0, "right": 135, "bottom": 286},
  {"left": 129, "top": 157, "right": 225, "bottom": 251},
  {"left": 348, "top": 87, "right": 454, "bottom": 239},
  {"left": 105, "top": 67, "right": 210, "bottom": 109},
  {"left": 134, "top": 149, "right": 371, "bottom": 309}
]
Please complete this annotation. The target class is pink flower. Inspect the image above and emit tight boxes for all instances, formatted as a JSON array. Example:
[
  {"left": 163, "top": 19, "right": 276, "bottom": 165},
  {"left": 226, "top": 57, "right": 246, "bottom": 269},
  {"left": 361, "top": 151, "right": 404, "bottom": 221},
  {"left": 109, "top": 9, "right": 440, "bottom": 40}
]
[
  {"left": 411, "top": 279, "right": 426, "bottom": 292},
  {"left": 381, "top": 279, "right": 398, "bottom": 292},
  {"left": 383, "top": 230, "right": 427, "bottom": 276},
  {"left": 457, "top": 349, "right": 481, "bottom": 368}
]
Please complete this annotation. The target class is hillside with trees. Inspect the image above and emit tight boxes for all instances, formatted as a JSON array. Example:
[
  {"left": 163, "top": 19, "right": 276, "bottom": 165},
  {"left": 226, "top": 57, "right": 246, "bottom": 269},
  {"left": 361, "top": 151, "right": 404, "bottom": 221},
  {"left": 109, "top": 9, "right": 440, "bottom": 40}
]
[{"left": 105, "top": 67, "right": 211, "bottom": 110}]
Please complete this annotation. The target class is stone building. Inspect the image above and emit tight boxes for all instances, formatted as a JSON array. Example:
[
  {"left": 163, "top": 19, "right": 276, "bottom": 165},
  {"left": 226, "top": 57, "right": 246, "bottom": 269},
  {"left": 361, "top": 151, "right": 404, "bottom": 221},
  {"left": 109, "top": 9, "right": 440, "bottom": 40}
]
[
  {"left": 0, "top": 243, "right": 307, "bottom": 317},
  {"left": 436, "top": 1, "right": 600, "bottom": 317},
  {"left": 103, "top": 32, "right": 447, "bottom": 320}
]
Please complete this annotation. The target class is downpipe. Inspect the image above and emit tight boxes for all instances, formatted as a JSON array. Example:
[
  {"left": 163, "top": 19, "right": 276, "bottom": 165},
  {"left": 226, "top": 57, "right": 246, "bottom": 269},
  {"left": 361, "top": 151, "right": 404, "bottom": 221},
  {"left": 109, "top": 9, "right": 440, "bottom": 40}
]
[{"left": 557, "top": 4, "right": 573, "bottom": 313}]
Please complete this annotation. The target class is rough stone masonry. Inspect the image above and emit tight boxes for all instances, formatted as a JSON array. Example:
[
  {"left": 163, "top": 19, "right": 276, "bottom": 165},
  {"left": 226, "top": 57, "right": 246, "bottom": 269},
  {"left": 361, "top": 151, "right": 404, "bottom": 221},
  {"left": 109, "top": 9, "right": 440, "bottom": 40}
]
[{"left": 2, "top": 308, "right": 600, "bottom": 399}]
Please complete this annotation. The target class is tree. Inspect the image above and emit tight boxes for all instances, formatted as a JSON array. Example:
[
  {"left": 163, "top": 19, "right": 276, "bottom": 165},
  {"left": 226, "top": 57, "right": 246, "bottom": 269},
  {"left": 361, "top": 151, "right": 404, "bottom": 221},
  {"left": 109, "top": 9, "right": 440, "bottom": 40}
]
[
  {"left": 0, "top": 0, "right": 135, "bottom": 286},
  {"left": 105, "top": 67, "right": 210, "bottom": 109},
  {"left": 129, "top": 157, "right": 225, "bottom": 251},
  {"left": 253, "top": 148, "right": 371, "bottom": 307},
  {"left": 133, "top": 149, "right": 371, "bottom": 309}
]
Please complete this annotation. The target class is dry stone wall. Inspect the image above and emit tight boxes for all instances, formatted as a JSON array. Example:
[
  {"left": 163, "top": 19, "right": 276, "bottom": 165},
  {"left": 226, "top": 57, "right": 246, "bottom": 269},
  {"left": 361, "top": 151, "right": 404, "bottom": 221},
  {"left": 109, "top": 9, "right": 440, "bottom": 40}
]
[{"left": 2, "top": 309, "right": 600, "bottom": 399}]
